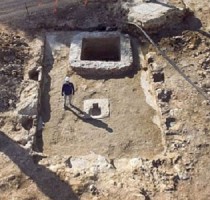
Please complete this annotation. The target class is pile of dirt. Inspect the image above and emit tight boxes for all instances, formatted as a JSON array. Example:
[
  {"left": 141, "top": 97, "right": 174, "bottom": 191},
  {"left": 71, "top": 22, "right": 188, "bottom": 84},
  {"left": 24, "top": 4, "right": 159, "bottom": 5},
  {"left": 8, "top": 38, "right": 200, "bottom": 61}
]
[
  {"left": 0, "top": 32, "right": 31, "bottom": 112},
  {"left": 155, "top": 30, "right": 210, "bottom": 97}
]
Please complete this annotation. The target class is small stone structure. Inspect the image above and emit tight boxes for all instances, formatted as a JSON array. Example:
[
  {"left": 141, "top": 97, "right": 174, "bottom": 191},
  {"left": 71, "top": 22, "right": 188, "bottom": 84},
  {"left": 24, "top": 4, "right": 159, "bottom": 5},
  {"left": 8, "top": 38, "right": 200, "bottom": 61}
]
[
  {"left": 83, "top": 99, "right": 109, "bottom": 119},
  {"left": 69, "top": 32, "right": 133, "bottom": 75}
]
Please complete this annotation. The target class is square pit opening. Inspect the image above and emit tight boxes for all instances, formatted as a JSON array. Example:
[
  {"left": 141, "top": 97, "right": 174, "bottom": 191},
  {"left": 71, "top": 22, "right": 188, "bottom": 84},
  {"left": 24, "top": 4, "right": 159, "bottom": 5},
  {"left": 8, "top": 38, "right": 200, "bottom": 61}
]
[
  {"left": 69, "top": 32, "right": 133, "bottom": 75},
  {"left": 81, "top": 37, "right": 121, "bottom": 61}
]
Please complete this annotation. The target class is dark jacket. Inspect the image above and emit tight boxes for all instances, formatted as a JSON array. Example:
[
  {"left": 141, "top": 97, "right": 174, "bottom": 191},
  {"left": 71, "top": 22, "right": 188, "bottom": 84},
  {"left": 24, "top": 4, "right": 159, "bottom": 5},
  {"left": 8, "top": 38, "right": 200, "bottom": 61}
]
[{"left": 62, "top": 82, "right": 75, "bottom": 95}]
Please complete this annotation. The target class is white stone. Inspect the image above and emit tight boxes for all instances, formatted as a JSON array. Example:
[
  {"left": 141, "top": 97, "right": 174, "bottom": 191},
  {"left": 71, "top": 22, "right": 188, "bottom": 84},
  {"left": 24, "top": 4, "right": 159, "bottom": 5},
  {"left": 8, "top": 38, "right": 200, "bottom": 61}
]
[
  {"left": 16, "top": 81, "right": 38, "bottom": 116},
  {"left": 169, "top": 108, "right": 182, "bottom": 118},
  {"left": 13, "top": 130, "right": 28, "bottom": 145},
  {"left": 129, "top": 158, "right": 143, "bottom": 168},
  {"left": 70, "top": 158, "right": 89, "bottom": 170},
  {"left": 83, "top": 99, "right": 109, "bottom": 119},
  {"left": 127, "top": 2, "right": 185, "bottom": 31},
  {"left": 17, "top": 94, "right": 38, "bottom": 116}
]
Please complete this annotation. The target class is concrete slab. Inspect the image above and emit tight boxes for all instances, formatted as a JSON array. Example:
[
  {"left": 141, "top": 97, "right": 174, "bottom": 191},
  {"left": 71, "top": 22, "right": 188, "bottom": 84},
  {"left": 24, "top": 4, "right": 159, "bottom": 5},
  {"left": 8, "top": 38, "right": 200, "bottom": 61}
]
[
  {"left": 69, "top": 32, "right": 133, "bottom": 75},
  {"left": 127, "top": 2, "right": 185, "bottom": 31},
  {"left": 132, "top": 3, "right": 170, "bottom": 20},
  {"left": 83, "top": 99, "right": 109, "bottom": 119}
]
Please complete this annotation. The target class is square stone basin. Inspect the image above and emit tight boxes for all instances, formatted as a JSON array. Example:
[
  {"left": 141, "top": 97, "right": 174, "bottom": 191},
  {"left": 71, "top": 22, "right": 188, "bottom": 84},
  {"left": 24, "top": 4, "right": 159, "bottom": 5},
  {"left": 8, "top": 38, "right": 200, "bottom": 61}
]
[{"left": 69, "top": 32, "right": 133, "bottom": 75}]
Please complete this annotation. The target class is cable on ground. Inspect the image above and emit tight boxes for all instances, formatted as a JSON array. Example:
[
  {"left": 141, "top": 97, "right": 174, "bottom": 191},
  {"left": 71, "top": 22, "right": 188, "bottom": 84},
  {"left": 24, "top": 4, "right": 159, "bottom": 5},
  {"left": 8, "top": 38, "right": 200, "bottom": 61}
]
[{"left": 126, "top": 22, "right": 210, "bottom": 101}]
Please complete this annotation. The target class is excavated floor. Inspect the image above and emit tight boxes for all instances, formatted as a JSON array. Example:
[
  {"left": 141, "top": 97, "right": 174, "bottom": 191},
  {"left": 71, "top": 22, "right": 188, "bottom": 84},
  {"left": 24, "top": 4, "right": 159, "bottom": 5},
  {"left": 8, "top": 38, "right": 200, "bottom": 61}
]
[{"left": 41, "top": 32, "right": 164, "bottom": 158}]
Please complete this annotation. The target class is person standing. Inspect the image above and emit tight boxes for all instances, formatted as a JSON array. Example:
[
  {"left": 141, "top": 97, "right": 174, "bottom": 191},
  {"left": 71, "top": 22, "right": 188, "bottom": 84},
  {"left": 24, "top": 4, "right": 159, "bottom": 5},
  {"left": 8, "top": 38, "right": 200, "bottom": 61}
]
[{"left": 62, "top": 76, "right": 75, "bottom": 108}]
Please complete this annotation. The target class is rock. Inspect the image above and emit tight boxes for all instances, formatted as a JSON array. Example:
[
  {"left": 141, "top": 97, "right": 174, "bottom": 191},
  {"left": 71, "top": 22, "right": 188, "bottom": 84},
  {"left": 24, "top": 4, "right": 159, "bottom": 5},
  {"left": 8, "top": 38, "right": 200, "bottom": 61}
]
[
  {"left": 48, "top": 164, "right": 65, "bottom": 173},
  {"left": 16, "top": 80, "right": 38, "bottom": 116},
  {"left": 197, "top": 70, "right": 207, "bottom": 78},
  {"left": 174, "top": 164, "right": 189, "bottom": 180},
  {"left": 89, "top": 184, "right": 99, "bottom": 195},
  {"left": 202, "top": 81, "right": 210, "bottom": 88},
  {"left": 188, "top": 36, "right": 202, "bottom": 50},
  {"left": 168, "top": 122, "right": 183, "bottom": 132},
  {"left": 0, "top": 174, "right": 22, "bottom": 190},
  {"left": 95, "top": 155, "right": 113, "bottom": 172},
  {"left": 117, "top": 182, "right": 124, "bottom": 189},
  {"left": 17, "top": 94, "right": 38, "bottom": 116},
  {"left": 24, "top": 140, "right": 33, "bottom": 150},
  {"left": 164, "top": 181, "right": 176, "bottom": 191},
  {"left": 178, "top": 170, "right": 189, "bottom": 180},
  {"left": 129, "top": 158, "right": 143, "bottom": 169},
  {"left": 182, "top": 156, "right": 192, "bottom": 166},
  {"left": 169, "top": 108, "right": 182, "bottom": 118},
  {"left": 159, "top": 183, "right": 167, "bottom": 192},
  {"left": 114, "top": 159, "right": 129, "bottom": 171},
  {"left": 151, "top": 62, "right": 163, "bottom": 72},
  {"left": 13, "top": 130, "right": 29, "bottom": 145},
  {"left": 71, "top": 179, "right": 86, "bottom": 195},
  {"left": 127, "top": 1, "right": 185, "bottom": 32}
]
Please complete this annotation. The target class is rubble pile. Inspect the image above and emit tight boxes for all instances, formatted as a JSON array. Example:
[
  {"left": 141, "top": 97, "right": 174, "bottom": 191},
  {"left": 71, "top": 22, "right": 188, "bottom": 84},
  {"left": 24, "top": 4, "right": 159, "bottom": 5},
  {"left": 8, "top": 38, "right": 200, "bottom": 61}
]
[{"left": 0, "top": 32, "right": 30, "bottom": 112}]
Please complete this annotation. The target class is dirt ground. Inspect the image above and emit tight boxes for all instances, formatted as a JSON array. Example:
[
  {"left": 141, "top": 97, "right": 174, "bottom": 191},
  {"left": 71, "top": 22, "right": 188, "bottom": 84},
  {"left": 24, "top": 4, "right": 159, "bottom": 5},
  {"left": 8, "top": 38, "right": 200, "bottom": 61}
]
[
  {"left": 0, "top": 0, "right": 210, "bottom": 200},
  {"left": 41, "top": 32, "right": 163, "bottom": 159}
]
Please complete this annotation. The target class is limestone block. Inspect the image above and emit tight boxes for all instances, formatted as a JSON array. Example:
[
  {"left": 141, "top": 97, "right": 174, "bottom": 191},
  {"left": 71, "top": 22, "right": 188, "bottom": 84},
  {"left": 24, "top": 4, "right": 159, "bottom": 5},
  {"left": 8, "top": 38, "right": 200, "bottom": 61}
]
[
  {"left": 83, "top": 99, "right": 109, "bottom": 119},
  {"left": 16, "top": 81, "right": 38, "bottom": 116},
  {"left": 127, "top": 2, "right": 185, "bottom": 31},
  {"left": 17, "top": 94, "right": 38, "bottom": 116}
]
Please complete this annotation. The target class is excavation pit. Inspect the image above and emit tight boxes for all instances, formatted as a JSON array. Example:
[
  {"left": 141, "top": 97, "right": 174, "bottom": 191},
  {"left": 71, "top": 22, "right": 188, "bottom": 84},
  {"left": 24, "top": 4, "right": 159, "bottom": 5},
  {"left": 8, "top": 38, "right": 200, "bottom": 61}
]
[
  {"left": 41, "top": 32, "right": 164, "bottom": 159},
  {"left": 69, "top": 32, "right": 133, "bottom": 75},
  {"left": 81, "top": 37, "right": 121, "bottom": 61}
]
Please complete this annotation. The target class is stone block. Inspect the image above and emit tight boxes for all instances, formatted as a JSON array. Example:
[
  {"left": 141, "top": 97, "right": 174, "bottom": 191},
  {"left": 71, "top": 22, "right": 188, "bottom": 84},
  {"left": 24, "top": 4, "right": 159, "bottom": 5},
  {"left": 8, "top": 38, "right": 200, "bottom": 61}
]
[
  {"left": 69, "top": 32, "right": 133, "bottom": 75},
  {"left": 83, "top": 99, "right": 109, "bottom": 119},
  {"left": 127, "top": 2, "right": 185, "bottom": 32}
]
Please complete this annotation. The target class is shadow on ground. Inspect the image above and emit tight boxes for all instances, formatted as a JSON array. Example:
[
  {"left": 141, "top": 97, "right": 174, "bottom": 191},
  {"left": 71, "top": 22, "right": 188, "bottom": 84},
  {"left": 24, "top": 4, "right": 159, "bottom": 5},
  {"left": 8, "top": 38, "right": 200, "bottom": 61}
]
[
  {"left": 40, "top": 34, "right": 54, "bottom": 123},
  {"left": 0, "top": 131, "right": 79, "bottom": 200},
  {"left": 66, "top": 104, "right": 113, "bottom": 133},
  {"left": 148, "top": 10, "right": 203, "bottom": 42}
]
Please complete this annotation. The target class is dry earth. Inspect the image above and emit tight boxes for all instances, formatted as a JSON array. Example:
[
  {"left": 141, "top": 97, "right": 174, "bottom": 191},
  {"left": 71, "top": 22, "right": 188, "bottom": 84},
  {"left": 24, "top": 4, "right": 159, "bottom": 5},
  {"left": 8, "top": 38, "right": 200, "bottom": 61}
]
[{"left": 0, "top": 0, "right": 210, "bottom": 200}]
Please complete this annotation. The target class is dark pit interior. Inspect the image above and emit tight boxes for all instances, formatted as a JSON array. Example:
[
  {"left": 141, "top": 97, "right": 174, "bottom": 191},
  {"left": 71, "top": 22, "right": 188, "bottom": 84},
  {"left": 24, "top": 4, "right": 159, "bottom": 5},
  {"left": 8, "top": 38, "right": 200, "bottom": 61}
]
[{"left": 81, "top": 37, "right": 121, "bottom": 61}]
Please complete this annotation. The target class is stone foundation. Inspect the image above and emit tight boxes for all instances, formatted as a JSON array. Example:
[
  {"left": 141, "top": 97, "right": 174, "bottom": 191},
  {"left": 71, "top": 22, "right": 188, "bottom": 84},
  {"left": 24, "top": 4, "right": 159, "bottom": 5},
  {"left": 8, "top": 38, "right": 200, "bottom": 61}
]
[{"left": 69, "top": 32, "right": 133, "bottom": 76}]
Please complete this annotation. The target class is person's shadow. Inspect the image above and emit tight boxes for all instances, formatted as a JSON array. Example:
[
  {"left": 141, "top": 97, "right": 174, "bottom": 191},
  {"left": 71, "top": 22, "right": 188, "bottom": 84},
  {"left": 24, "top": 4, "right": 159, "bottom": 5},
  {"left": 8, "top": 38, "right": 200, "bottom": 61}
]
[
  {"left": 65, "top": 104, "right": 113, "bottom": 133},
  {"left": 0, "top": 131, "right": 79, "bottom": 200}
]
